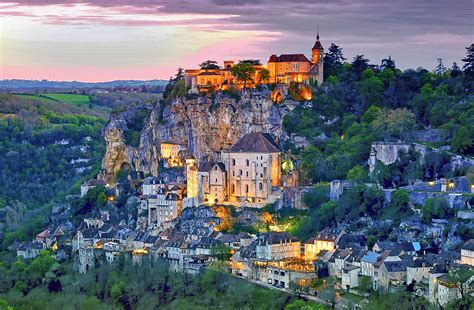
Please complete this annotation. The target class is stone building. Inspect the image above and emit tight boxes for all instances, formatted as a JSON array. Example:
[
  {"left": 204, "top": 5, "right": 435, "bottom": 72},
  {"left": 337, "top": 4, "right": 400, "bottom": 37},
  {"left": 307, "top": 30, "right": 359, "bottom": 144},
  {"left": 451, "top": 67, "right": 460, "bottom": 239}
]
[
  {"left": 185, "top": 132, "right": 282, "bottom": 208},
  {"left": 146, "top": 185, "right": 184, "bottom": 229},
  {"left": 305, "top": 228, "right": 345, "bottom": 260},
  {"left": 255, "top": 232, "right": 300, "bottom": 260},
  {"left": 160, "top": 142, "right": 186, "bottom": 167},
  {"left": 184, "top": 33, "right": 324, "bottom": 92}
]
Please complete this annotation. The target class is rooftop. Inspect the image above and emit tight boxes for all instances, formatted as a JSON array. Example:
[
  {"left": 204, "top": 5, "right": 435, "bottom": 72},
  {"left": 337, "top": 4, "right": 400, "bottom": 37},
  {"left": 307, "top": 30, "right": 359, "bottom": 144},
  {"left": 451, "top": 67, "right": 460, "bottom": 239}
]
[{"left": 226, "top": 133, "right": 279, "bottom": 153}]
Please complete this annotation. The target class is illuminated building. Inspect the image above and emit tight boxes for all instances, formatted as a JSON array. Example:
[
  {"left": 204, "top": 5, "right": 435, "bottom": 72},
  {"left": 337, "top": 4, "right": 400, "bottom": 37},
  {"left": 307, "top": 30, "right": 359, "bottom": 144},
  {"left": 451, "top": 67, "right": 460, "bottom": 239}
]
[{"left": 184, "top": 32, "right": 324, "bottom": 92}]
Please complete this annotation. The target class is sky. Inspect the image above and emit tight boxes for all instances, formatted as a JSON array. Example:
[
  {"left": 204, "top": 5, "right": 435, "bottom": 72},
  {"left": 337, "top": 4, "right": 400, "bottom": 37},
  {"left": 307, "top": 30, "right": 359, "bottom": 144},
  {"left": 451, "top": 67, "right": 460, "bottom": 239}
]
[{"left": 0, "top": 0, "right": 473, "bottom": 82}]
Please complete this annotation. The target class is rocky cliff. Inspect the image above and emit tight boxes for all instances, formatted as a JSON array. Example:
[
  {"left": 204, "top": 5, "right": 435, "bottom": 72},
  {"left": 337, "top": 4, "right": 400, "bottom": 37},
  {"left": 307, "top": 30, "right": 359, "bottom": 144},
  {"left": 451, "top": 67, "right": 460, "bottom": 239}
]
[{"left": 100, "top": 92, "right": 297, "bottom": 182}]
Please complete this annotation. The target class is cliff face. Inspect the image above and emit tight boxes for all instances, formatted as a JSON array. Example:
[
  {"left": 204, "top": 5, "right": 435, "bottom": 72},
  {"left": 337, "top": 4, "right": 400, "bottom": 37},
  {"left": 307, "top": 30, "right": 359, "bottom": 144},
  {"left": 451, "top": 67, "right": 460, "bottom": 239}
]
[{"left": 101, "top": 93, "right": 296, "bottom": 182}]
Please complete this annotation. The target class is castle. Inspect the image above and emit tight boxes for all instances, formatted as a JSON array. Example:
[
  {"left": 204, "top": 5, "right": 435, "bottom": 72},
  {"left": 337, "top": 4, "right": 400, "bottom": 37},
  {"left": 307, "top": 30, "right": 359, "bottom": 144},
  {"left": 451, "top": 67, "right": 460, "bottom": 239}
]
[
  {"left": 184, "top": 33, "right": 324, "bottom": 93},
  {"left": 185, "top": 133, "right": 282, "bottom": 208}
]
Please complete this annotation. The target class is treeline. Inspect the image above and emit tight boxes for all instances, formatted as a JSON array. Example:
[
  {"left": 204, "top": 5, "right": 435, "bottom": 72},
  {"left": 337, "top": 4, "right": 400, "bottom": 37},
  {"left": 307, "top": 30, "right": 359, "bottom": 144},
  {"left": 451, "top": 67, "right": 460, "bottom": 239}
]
[
  {"left": 0, "top": 252, "right": 324, "bottom": 310},
  {"left": 0, "top": 94, "right": 106, "bottom": 249}
]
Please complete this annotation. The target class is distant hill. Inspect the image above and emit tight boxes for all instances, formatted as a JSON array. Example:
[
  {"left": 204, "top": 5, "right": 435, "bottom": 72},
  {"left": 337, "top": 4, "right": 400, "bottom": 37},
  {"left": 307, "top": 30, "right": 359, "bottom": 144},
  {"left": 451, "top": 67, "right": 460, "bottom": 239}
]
[{"left": 0, "top": 79, "right": 168, "bottom": 90}]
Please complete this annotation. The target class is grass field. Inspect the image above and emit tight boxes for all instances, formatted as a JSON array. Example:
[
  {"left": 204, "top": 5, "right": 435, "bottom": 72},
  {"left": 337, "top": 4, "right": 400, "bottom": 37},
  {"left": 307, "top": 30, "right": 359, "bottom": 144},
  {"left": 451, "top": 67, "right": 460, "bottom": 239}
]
[
  {"left": 42, "top": 93, "right": 91, "bottom": 106},
  {"left": 16, "top": 93, "right": 111, "bottom": 119}
]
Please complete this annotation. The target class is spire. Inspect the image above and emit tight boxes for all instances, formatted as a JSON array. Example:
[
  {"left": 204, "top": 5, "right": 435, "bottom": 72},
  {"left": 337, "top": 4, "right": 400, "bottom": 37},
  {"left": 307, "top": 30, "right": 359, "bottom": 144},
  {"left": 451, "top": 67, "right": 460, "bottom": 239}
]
[{"left": 312, "top": 27, "right": 323, "bottom": 51}]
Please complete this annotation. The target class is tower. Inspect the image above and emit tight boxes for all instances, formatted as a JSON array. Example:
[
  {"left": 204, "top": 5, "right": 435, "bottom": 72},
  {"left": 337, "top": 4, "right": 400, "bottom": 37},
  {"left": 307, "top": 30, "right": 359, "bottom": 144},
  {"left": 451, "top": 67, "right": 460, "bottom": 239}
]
[
  {"left": 185, "top": 154, "right": 198, "bottom": 199},
  {"left": 311, "top": 29, "right": 324, "bottom": 85}
]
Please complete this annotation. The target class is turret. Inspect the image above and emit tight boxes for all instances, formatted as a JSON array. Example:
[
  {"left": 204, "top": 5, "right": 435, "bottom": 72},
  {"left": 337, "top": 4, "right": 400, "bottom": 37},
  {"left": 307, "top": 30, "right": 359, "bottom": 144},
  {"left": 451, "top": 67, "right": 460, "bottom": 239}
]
[{"left": 311, "top": 33, "right": 324, "bottom": 64}]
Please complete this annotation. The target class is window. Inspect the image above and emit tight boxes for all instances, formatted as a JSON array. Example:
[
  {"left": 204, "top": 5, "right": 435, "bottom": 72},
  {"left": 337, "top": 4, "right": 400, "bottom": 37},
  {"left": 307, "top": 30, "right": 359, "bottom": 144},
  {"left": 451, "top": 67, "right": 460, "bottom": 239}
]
[
  {"left": 232, "top": 159, "right": 236, "bottom": 166},
  {"left": 259, "top": 183, "right": 263, "bottom": 191},
  {"left": 245, "top": 185, "right": 249, "bottom": 193},
  {"left": 232, "top": 184, "right": 235, "bottom": 194},
  {"left": 246, "top": 159, "right": 249, "bottom": 166},
  {"left": 239, "top": 170, "right": 242, "bottom": 176},
  {"left": 232, "top": 171, "right": 235, "bottom": 176},
  {"left": 246, "top": 171, "right": 249, "bottom": 177}
]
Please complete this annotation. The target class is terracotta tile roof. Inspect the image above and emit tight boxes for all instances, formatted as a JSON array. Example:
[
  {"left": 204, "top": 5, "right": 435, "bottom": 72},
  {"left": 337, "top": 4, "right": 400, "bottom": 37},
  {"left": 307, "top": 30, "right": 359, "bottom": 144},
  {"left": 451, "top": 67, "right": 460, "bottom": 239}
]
[{"left": 226, "top": 133, "right": 279, "bottom": 153}]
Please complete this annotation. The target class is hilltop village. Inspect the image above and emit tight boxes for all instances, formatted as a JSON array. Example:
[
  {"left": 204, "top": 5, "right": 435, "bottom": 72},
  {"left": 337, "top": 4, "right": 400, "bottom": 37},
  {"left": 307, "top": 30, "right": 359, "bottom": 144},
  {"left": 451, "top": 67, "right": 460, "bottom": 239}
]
[{"left": 10, "top": 37, "right": 474, "bottom": 308}]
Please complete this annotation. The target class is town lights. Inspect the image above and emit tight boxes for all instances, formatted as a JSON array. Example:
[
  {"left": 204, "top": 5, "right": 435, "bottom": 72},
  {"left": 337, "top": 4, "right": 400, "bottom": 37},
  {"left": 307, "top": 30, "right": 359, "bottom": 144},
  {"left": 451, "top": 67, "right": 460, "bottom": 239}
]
[{"left": 428, "top": 181, "right": 435, "bottom": 186}]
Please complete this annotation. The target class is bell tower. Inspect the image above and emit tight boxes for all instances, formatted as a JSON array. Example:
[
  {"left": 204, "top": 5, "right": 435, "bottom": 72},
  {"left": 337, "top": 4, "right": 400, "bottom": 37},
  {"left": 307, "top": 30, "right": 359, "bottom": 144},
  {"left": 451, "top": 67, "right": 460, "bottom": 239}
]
[
  {"left": 311, "top": 28, "right": 324, "bottom": 85},
  {"left": 311, "top": 28, "right": 324, "bottom": 64}
]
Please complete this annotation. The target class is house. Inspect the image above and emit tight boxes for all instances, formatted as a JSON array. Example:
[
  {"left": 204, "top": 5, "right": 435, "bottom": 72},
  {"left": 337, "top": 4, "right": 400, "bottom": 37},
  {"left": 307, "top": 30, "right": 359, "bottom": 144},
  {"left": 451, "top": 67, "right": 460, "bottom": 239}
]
[
  {"left": 267, "top": 33, "right": 324, "bottom": 86},
  {"left": 81, "top": 179, "right": 106, "bottom": 197},
  {"left": 255, "top": 232, "right": 300, "bottom": 260},
  {"left": 460, "top": 239, "right": 474, "bottom": 266},
  {"left": 104, "top": 241, "right": 121, "bottom": 263},
  {"left": 378, "top": 260, "right": 412, "bottom": 292},
  {"left": 305, "top": 228, "right": 345, "bottom": 260},
  {"left": 342, "top": 265, "right": 361, "bottom": 289},
  {"left": 360, "top": 251, "right": 380, "bottom": 278},
  {"left": 428, "top": 264, "right": 448, "bottom": 304},
  {"left": 16, "top": 242, "right": 44, "bottom": 259},
  {"left": 406, "top": 258, "right": 432, "bottom": 284},
  {"left": 328, "top": 248, "right": 351, "bottom": 278},
  {"left": 142, "top": 177, "right": 163, "bottom": 195},
  {"left": 147, "top": 187, "right": 183, "bottom": 229}
]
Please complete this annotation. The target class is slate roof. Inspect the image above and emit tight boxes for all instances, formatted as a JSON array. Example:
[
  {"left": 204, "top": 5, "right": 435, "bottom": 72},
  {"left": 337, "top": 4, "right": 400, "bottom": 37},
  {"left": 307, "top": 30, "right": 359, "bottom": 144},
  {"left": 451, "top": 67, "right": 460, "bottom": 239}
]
[
  {"left": 198, "top": 162, "right": 215, "bottom": 172},
  {"left": 383, "top": 260, "right": 412, "bottom": 272},
  {"left": 268, "top": 54, "right": 311, "bottom": 63},
  {"left": 316, "top": 227, "right": 344, "bottom": 242},
  {"left": 257, "top": 232, "right": 296, "bottom": 245},
  {"left": 337, "top": 234, "right": 366, "bottom": 248},
  {"left": 226, "top": 133, "right": 279, "bottom": 153},
  {"left": 375, "top": 241, "right": 416, "bottom": 253},
  {"left": 312, "top": 35, "right": 323, "bottom": 50},
  {"left": 462, "top": 239, "right": 474, "bottom": 251}
]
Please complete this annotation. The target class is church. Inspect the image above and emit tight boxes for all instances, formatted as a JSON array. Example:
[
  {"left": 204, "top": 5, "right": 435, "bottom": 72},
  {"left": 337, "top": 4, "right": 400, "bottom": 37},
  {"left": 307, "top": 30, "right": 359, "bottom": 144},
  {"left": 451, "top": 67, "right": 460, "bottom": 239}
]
[
  {"left": 185, "top": 133, "right": 282, "bottom": 208},
  {"left": 184, "top": 33, "right": 324, "bottom": 92}
]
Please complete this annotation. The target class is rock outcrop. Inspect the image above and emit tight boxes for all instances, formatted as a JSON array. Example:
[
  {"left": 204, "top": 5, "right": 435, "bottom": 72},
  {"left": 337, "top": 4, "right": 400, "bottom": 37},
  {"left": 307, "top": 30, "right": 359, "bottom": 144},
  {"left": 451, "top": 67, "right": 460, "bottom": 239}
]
[{"left": 100, "top": 92, "right": 297, "bottom": 182}]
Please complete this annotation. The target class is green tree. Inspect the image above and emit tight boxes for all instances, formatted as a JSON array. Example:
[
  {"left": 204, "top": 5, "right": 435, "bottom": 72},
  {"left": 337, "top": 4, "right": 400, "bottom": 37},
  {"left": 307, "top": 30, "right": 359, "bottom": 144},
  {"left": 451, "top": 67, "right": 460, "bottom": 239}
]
[
  {"left": 461, "top": 43, "right": 474, "bottom": 79},
  {"left": 258, "top": 68, "right": 270, "bottom": 83},
  {"left": 231, "top": 63, "right": 256, "bottom": 88},
  {"left": 372, "top": 108, "right": 416, "bottom": 139},
  {"left": 199, "top": 60, "right": 221, "bottom": 70}
]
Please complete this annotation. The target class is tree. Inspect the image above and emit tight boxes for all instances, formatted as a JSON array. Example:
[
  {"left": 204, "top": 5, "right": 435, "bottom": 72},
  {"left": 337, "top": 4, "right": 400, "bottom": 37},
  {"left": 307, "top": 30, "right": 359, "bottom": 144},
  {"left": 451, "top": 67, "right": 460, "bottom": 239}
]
[
  {"left": 381, "top": 56, "right": 395, "bottom": 70},
  {"left": 239, "top": 59, "right": 261, "bottom": 65},
  {"left": 199, "top": 60, "right": 221, "bottom": 70},
  {"left": 372, "top": 108, "right": 416, "bottom": 139},
  {"left": 323, "top": 43, "right": 346, "bottom": 78},
  {"left": 230, "top": 63, "right": 255, "bottom": 89},
  {"left": 346, "top": 165, "right": 368, "bottom": 183},
  {"left": 451, "top": 62, "right": 462, "bottom": 78},
  {"left": 451, "top": 126, "right": 473, "bottom": 155},
  {"left": 461, "top": 43, "right": 474, "bottom": 79},
  {"left": 258, "top": 69, "right": 270, "bottom": 83},
  {"left": 352, "top": 55, "right": 370, "bottom": 78},
  {"left": 435, "top": 58, "right": 447, "bottom": 75}
]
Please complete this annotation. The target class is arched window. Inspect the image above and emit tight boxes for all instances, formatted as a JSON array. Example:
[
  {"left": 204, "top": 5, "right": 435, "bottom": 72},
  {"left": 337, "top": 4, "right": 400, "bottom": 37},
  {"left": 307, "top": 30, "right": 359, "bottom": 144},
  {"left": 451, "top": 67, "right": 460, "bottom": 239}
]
[
  {"left": 246, "top": 171, "right": 249, "bottom": 177},
  {"left": 246, "top": 159, "right": 250, "bottom": 166},
  {"left": 259, "top": 182, "right": 263, "bottom": 191},
  {"left": 239, "top": 169, "right": 242, "bottom": 176},
  {"left": 232, "top": 184, "right": 235, "bottom": 193},
  {"left": 232, "top": 159, "right": 236, "bottom": 166},
  {"left": 245, "top": 184, "right": 249, "bottom": 193}
]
